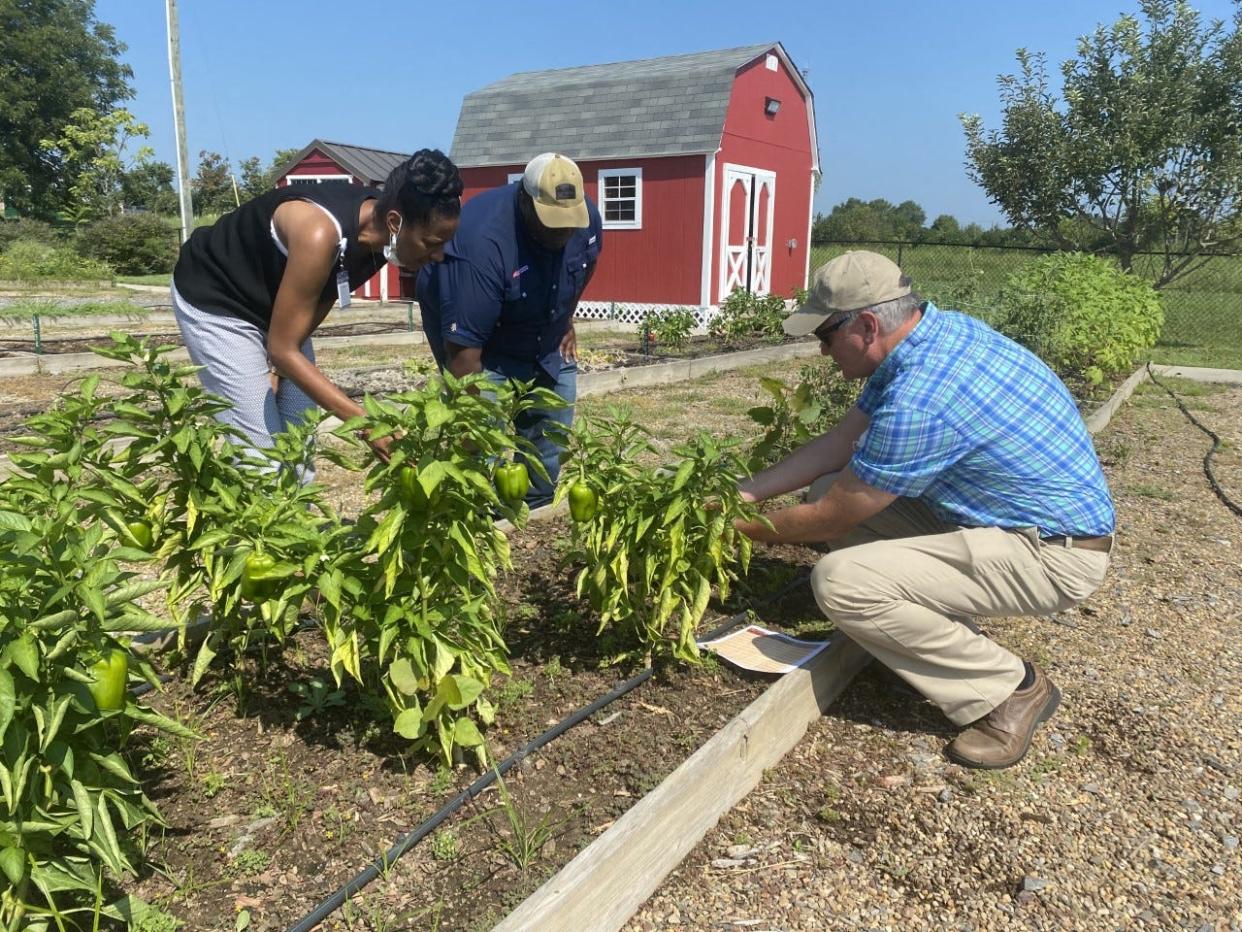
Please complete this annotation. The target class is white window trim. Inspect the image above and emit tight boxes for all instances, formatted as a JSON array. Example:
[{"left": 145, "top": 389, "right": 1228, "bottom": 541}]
[
  {"left": 597, "top": 167, "right": 643, "bottom": 230},
  {"left": 285, "top": 173, "right": 353, "bottom": 185}
]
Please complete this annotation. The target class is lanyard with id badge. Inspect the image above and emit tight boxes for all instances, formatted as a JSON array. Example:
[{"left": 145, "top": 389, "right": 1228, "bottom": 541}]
[{"left": 334, "top": 236, "right": 352, "bottom": 309}]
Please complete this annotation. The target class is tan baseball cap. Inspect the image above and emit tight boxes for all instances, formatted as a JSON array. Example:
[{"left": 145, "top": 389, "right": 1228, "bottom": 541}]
[
  {"left": 522, "top": 153, "right": 589, "bottom": 229},
  {"left": 783, "top": 250, "right": 912, "bottom": 337}
]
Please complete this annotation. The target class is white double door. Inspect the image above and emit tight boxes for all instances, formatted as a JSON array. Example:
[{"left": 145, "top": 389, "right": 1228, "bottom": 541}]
[{"left": 719, "top": 164, "right": 776, "bottom": 298}]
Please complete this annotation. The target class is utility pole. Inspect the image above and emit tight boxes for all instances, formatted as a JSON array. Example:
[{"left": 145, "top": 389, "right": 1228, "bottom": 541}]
[{"left": 166, "top": 0, "right": 193, "bottom": 243}]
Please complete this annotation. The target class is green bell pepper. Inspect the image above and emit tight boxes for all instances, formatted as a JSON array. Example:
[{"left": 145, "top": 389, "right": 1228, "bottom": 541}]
[
  {"left": 568, "top": 481, "right": 598, "bottom": 522},
  {"left": 89, "top": 648, "right": 129, "bottom": 712},
  {"left": 495, "top": 462, "right": 530, "bottom": 505}
]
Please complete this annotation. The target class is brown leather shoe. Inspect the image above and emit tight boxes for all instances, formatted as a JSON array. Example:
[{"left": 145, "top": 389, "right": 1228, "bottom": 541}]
[{"left": 945, "top": 665, "right": 1061, "bottom": 770}]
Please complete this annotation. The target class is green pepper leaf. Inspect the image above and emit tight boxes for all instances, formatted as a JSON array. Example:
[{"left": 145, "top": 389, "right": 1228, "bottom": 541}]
[{"left": 451, "top": 717, "right": 483, "bottom": 748}]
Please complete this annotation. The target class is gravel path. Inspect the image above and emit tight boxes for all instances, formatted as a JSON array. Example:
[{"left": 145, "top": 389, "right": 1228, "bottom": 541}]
[{"left": 627, "top": 378, "right": 1242, "bottom": 932}]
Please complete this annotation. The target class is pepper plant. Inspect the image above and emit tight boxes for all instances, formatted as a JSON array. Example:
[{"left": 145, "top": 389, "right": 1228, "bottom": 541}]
[
  {"left": 322, "top": 373, "right": 563, "bottom": 764},
  {"left": 181, "top": 416, "right": 341, "bottom": 696},
  {"left": 640, "top": 307, "right": 696, "bottom": 353},
  {"left": 556, "top": 410, "right": 766, "bottom": 664},
  {"left": 88, "top": 334, "right": 252, "bottom": 624},
  {"left": 746, "top": 364, "right": 860, "bottom": 470},
  {"left": 87, "top": 336, "right": 336, "bottom": 695},
  {"left": 0, "top": 484, "right": 194, "bottom": 929}
]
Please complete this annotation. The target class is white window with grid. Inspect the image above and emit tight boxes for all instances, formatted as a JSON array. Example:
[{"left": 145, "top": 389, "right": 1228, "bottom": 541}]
[{"left": 598, "top": 168, "right": 642, "bottom": 229}]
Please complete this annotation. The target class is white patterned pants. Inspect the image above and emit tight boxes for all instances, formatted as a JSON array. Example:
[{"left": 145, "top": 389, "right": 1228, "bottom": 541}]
[{"left": 171, "top": 284, "right": 317, "bottom": 480}]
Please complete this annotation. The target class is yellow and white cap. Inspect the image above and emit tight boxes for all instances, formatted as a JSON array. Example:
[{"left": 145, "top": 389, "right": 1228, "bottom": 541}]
[{"left": 521, "top": 152, "right": 589, "bottom": 229}]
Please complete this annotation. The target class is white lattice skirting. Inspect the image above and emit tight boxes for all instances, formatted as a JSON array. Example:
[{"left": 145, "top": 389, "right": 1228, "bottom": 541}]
[{"left": 575, "top": 301, "right": 720, "bottom": 328}]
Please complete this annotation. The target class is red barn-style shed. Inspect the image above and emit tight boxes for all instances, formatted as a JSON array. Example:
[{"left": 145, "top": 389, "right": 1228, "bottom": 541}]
[
  {"left": 450, "top": 42, "right": 819, "bottom": 318},
  {"left": 273, "top": 139, "right": 411, "bottom": 301}
]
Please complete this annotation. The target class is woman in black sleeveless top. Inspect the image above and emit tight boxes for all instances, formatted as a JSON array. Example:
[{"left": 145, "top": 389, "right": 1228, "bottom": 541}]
[{"left": 171, "top": 149, "right": 462, "bottom": 464}]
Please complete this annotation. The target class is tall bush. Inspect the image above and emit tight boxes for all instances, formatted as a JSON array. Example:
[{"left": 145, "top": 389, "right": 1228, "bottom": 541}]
[
  {"left": 76, "top": 214, "right": 178, "bottom": 276},
  {"left": 996, "top": 252, "right": 1164, "bottom": 383},
  {"left": 0, "top": 240, "right": 111, "bottom": 282},
  {"left": 0, "top": 220, "right": 63, "bottom": 254}
]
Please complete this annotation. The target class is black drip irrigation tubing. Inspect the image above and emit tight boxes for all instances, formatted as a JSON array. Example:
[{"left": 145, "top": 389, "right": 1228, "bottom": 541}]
[
  {"left": 287, "top": 668, "right": 652, "bottom": 932},
  {"left": 286, "top": 572, "right": 812, "bottom": 932},
  {"left": 1146, "top": 363, "right": 1242, "bottom": 519}
]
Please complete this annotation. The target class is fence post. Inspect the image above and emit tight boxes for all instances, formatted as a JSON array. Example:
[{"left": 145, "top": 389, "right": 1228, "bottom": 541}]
[
  {"left": 33, "top": 313, "right": 41, "bottom": 355},
  {"left": 897, "top": 242, "right": 904, "bottom": 267},
  {"left": 610, "top": 301, "right": 616, "bottom": 320},
  {"left": 407, "top": 302, "right": 414, "bottom": 332}
]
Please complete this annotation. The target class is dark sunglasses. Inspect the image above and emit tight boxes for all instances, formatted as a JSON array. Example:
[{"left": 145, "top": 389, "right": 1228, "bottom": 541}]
[{"left": 813, "top": 311, "right": 859, "bottom": 343}]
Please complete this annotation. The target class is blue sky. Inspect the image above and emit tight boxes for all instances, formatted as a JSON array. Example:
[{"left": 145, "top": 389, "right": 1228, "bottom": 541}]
[{"left": 96, "top": 0, "right": 1238, "bottom": 226}]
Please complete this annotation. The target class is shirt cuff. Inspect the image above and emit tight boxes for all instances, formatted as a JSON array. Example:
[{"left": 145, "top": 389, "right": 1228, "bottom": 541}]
[{"left": 848, "top": 455, "right": 929, "bottom": 498}]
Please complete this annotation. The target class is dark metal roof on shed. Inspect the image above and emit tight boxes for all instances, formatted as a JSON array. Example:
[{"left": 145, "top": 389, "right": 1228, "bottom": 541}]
[
  {"left": 275, "top": 140, "right": 410, "bottom": 186},
  {"left": 451, "top": 43, "right": 793, "bottom": 168}
]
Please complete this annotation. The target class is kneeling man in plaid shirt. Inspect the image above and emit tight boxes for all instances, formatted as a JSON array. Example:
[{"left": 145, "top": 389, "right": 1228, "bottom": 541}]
[{"left": 736, "top": 251, "right": 1115, "bottom": 770}]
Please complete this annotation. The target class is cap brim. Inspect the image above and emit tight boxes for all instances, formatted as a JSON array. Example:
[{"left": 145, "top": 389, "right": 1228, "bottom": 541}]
[
  {"left": 533, "top": 199, "right": 589, "bottom": 229},
  {"left": 782, "top": 305, "right": 832, "bottom": 337}
]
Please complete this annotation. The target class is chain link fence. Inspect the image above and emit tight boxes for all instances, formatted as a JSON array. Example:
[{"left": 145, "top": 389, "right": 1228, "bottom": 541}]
[{"left": 810, "top": 241, "right": 1242, "bottom": 370}]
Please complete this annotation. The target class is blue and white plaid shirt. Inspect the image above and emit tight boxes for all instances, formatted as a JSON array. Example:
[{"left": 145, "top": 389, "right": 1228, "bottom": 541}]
[{"left": 851, "top": 302, "right": 1115, "bottom": 537}]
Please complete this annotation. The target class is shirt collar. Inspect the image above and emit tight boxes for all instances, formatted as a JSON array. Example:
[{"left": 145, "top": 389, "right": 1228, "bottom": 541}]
[{"left": 867, "top": 300, "right": 940, "bottom": 384}]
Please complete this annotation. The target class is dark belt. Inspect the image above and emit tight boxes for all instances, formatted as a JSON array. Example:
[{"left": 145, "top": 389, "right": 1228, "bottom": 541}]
[{"left": 1041, "top": 534, "right": 1113, "bottom": 553}]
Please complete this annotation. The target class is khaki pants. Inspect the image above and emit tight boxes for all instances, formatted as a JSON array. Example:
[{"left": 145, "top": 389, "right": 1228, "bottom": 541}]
[{"left": 807, "top": 474, "right": 1110, "bottom": 726}]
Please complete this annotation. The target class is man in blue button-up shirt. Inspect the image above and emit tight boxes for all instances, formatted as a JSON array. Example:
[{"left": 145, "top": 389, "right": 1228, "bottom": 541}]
[{"left": 417, "top": 153, "right": 603, "bottom": 506}]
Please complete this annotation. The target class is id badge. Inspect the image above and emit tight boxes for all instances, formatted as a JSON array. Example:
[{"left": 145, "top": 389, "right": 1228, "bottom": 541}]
[{"left": 336, "top": 267, "right": 352, "bottom": 308}]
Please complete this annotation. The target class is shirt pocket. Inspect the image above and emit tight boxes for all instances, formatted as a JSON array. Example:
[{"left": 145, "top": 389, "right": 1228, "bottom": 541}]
[
  {"left": 502, "top": 275, "right": 539, "bottom": 326},
  {"left": 565, "top": 246, "right": 595, "bottom": 299}
]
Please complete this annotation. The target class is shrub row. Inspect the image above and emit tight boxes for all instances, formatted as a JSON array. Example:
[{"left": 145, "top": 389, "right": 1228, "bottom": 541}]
[{"left": 0, "top": 214, "right": 179, "bottom": 280}]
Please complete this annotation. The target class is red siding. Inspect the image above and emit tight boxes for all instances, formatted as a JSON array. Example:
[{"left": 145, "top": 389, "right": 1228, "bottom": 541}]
[
  {"left": 712, "top": 54, "right": 814, "bottom": 304},
  {"left": 460, "top": 155, "right": 706, "bottom": 306},
  {"left": 280, "top": 149, "right": 355, "bottom": 183}
]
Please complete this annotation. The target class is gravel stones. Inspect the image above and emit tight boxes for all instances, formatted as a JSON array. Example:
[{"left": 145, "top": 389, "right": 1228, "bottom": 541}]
[{"left": 627, "top": 382, "right": 1242, "bottom": 931}]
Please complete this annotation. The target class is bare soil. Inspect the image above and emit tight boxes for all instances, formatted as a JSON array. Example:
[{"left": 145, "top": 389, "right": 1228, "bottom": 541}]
[{"left": 122, "top": 518, "right": 827, "bottom": 930}]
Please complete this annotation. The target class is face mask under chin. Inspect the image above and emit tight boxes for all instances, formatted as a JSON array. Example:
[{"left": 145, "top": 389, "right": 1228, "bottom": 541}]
[{"left": 383, "top": 216, "right": 404, "bottom": 268}]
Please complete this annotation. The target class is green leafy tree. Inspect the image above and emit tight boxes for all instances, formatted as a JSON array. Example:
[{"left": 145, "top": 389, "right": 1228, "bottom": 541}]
[
  {"left": 236, "top": 148, "right": 302, "bottom": 203},
  {"left": 0, "top": 0, "right": 133, "bottom": 216},
  {"left": 962, "top": 0, "right": 1242, "bottom": 286},
  {"left": 191, "top": 150, "right": 235, "bottom": 216},
  {"left": 268, "top": 146, "right": 303, "bottom": 180},
  {"left": 812, "top": 197, "right": 931, "bottom": 243},
  {"left": 891, "top": 200, "right": 927, "bottom": 238},
  {"left": 813, "top": 198, "right": 896, "bottom": 242},
  {"left": 928, "top": 213, "right": 961, "bottom": 243},
  {"left": 40, "top": 108, "right": 153, "bottom": 219},
  {"left": 236, "top": 157, "right": 268, "bottom": 202},
  {"left": 121, "top": 160, "right": 178, "bottom": 215}
]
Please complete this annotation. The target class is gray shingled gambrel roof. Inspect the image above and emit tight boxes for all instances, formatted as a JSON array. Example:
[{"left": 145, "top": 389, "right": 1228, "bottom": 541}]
[
  {"left": 275, "top": 139, "right": 410, "bottom": 186},
  {"left": 451, "top": 43, "right": 791, "bottom": 168}
]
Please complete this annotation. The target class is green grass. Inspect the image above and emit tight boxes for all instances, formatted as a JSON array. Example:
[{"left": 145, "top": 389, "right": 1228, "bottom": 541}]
[
  {"left": 116, "top": 273, "right": 172, "bottom": 287},
  {"left": 0, "top": 299, "right": 150, "bottom": 319},
  {"left": 810, "top": 244, "right": 1242, "bottom": 371}
]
